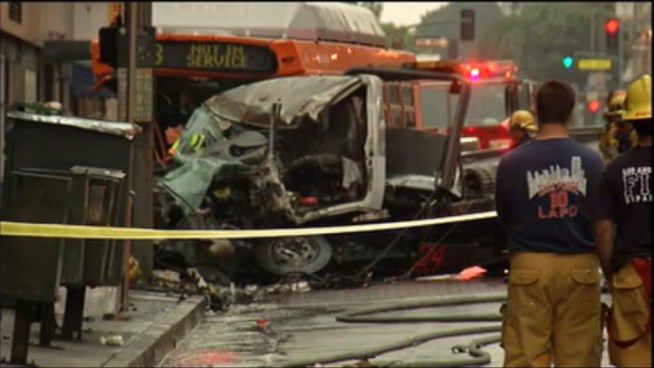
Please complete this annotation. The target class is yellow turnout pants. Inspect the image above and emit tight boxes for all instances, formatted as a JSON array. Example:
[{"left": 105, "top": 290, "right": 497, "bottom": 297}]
[
  {"left": 501, "top": 252, "right": 602, "bottom": 367},
  {"left": 608, "top": 261, "right": 651, "bottom": 368}
]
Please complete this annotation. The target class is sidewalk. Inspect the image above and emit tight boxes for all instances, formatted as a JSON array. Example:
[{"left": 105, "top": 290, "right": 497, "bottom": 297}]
[{"left": 1, "top": 290, "right": 205, "bottom": 367}]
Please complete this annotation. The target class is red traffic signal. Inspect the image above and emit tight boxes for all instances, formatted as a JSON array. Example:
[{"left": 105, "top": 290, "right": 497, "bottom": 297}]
[
  {"left": 605, "top": 19, "right": 620, "bottom": 34},
  {"left": 587, "top": 100, "right": 601, "bottom": 113}
]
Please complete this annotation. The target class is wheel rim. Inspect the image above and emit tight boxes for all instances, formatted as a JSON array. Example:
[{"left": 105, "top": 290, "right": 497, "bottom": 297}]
[{"left": 269, "top": 237, "right": 319, "bottom": 268}]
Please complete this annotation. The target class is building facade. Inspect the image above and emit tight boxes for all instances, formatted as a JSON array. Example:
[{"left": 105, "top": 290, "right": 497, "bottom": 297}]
[{"left": 0, "top": 1, "right": 118, "bottom": 183}]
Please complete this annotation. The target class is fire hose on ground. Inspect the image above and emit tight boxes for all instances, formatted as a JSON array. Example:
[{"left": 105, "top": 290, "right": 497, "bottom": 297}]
[{"left": 275, "top": 293, "right": 507, "bottom": 368}]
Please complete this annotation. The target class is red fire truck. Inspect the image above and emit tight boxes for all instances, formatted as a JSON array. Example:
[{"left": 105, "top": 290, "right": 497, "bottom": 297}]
[{"left": 380, "top": 60, "right": 535, "bottom": 150}]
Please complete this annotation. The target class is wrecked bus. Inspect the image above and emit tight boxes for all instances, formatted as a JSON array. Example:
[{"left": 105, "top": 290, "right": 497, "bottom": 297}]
[{"left": 155, "top": 67, "right": 504, "bottom": 284}]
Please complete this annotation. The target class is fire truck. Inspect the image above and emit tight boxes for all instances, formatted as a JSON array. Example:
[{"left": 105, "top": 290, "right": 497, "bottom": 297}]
[{"left": 379, "top": 60, "right": 535, "bottom": 150}]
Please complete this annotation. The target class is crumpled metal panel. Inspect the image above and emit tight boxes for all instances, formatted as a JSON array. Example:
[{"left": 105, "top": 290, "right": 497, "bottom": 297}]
[
  {"left": 6, "top": 111, "right": 142, "bottom": 140},
  {"left": 204, "top": 75, "right": 363, "bottom": 126},
  {"left": 358, "top": 74, "right": 386, "bottom": 213},
  {"left": 153, "top": 2, "right": 385, "bottom": 46},
  {"left": 161, "top": 76, "right": 367, "bottom": 214},
  {"left": 387, "top": 175, "right": 437, "bottom": 192},
  {"left": 161, "top": 154, "right": 250, "bottom": 212}
]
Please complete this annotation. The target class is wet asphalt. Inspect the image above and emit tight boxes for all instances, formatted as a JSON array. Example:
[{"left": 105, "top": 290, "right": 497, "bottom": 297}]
[{"left": 160, "top": 278, "right": 613, "bottom": 367}]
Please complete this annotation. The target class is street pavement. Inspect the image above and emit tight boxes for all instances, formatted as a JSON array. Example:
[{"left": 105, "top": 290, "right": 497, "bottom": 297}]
[
  {"left": 0, "top": 291, "right": 204, "bottom": 367},
  {"left": 160, "top": 278, "right": 614, "bottom": 367}
]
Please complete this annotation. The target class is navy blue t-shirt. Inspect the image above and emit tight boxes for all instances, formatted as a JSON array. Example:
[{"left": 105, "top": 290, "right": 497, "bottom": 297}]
[
  {"left": 495, "top": 138, "right": 604, "bottom": 253},
  {"left": 596, "top": 145, "right": 652, "bottom": 270}
]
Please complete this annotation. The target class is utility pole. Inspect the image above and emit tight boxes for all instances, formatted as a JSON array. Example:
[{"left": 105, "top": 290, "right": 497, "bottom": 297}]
[
  {"left": 0, "top": 3, "right": 5, "bottom": 186},
  {"left": 119, "top": 1, "right": 155, "bottom": 309},
  {"left": 0, "top": 29, "right": 5, "bottom": 185},
  {"left": 132, "top": 3, "right": 154, "bottom": 283}
]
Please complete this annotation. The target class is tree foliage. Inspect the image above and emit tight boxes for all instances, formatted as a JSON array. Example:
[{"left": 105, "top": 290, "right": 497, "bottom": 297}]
[
  {"left": 380, "top": 22, "right": 414, "bottom": 50},
  {"left": 476, "top": 3, "right": 616, "bottom": 86}
]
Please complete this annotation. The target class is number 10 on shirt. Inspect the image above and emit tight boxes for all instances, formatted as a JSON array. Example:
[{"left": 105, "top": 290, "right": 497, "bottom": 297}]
[{"left": 538, "top": 190, "right": 578, "bottom": 219}]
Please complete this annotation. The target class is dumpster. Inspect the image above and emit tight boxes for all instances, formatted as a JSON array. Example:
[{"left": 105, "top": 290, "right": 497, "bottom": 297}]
[
  {"left": 0, "top": 171, "right": 73, "bottom": 303},
  {"left": 2, "top": 111, "right": 140, "bottom": 286},
  {"left": 0, "top": 111, "right": 140, "bottom": 364},
  {"left": 13, "top": 166, "right": 126, "bottom": 286}
]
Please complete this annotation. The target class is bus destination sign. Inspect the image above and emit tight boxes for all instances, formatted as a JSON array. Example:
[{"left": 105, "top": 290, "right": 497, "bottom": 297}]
[{"left": 154, "top": 41, "right": 277, "bottom": 73}]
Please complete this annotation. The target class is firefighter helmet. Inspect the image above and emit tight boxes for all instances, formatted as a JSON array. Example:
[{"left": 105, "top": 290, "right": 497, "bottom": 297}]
[
  {"left": 606, "top": 89, "right": 626, "bottom": 105},
  {"left": 509, "top": 110, "right": 537, "bottom": 132},
  {"left": 605, "top": 92, "right": 626, "bottom": 118},
  {"left": 622, "top": 74, "right": 651, "bottom": 121}
]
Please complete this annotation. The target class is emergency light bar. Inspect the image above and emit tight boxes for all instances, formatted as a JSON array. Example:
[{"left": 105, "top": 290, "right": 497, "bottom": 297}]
[{"left": 408, "top": 60, "right": 518, "bottom": 80}]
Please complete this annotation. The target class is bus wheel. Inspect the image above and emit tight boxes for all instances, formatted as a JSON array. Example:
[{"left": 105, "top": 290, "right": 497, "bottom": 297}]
[{"left": 254, "top": 236, "right": 332, "bottom": 276}]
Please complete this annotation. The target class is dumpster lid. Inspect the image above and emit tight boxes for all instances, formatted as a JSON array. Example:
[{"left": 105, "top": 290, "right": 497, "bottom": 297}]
[{"left": 6, "top": 111, "right": 142, "bottom": 140}]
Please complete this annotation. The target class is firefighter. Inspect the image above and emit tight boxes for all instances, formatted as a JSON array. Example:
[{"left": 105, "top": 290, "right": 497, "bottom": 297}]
[
  {"left": 508, "top": 110, "right": 537, "bottom": 148},
  {"left": 168, "top": 133, "right": 206, "bottom": 156},
  {"left": 594, "top": 74, "right": 652, "bottom": 368},
  {"left": 496, "top": 80, "right": 605, "bottom": 367},
  {"left": 599, "top": 89, "right": 638, "bottom": 162}
]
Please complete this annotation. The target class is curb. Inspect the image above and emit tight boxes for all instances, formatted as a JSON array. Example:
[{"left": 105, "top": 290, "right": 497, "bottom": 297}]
[{"left": 103, "top": 295, "right": 206, "bottom": 367}]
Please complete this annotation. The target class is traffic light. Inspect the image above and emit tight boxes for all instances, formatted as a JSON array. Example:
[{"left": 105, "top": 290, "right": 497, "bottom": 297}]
[
  {"left": 587, "top": 100, "right": 601, "bottom": 113},
  {"left": 98, "top": 15, "right": 126, "bottom": 68},
  {"left": 562, "top": 56, "right": 574, "bottom": 69},
  {"left": 605, "top": 18, "right": 620, "bottom": 49},
  {"left": 460, "top": 9, "right": 475, "bottom": 41},
  {"left": 99, "top": 25, "right": 121, "bottom": 68}
]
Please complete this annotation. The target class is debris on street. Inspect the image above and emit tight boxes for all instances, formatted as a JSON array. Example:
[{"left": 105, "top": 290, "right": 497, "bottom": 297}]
[
  {"left": 99, "top": 335, "right": 124, "bottom": 347},
  {"left": 102, "top": 314, "right": 131, "bottom": 322},
  {"left": 152, "top": 270, "right": 182, "bottom": 284},
  {"left": 455, "top": 266, "right": 488, "bottom": 281}
]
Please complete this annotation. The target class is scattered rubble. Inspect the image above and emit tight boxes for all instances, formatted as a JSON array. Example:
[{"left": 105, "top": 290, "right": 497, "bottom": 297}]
[
  {"left": 99, "top": 335, "right": 124, "bottom": 347},
  {"left": 102, "top": 314, "right": 131, "bottom": 322},
  {"left": 415, "top": 265, "right": 488, "bottom": 282},
  {"left": 152, "top": 270, "right": 182, "bottom": 284}
]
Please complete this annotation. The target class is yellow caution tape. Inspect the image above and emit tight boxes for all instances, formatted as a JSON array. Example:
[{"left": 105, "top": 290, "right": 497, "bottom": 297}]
[{"left": 0, "top": 211, "right": 497, "bottom": 241}]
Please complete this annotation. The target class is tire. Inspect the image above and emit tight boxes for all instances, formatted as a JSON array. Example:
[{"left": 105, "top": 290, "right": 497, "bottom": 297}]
[
  {"left": 253, "top": 236, "right": 333, "bottom": 276},
  {"left": 162, "top": 215, "right": 250, "bottom": 284}
]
